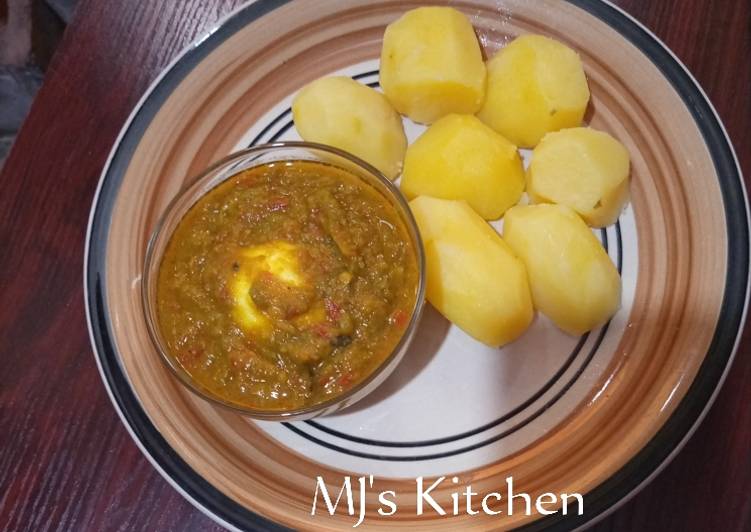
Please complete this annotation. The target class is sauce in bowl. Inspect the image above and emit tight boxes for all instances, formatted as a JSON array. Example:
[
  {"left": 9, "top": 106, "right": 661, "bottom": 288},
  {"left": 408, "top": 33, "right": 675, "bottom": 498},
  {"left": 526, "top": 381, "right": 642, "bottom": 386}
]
[{"left": 155, "top": 159, "right": 419, "bottom": 411}]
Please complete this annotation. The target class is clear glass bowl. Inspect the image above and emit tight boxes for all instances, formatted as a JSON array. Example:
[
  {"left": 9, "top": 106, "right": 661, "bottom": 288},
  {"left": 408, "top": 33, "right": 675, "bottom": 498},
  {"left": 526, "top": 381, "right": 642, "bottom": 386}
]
[{"left": 142, "top": 141, "right": 426, "bottom": 420}]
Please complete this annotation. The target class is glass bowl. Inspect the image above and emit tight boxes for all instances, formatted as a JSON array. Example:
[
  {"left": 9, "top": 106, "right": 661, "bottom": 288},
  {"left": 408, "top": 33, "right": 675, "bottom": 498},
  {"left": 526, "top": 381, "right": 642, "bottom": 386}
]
[{"left": 142, "top": 141, "right": 426, "bottom": 421}]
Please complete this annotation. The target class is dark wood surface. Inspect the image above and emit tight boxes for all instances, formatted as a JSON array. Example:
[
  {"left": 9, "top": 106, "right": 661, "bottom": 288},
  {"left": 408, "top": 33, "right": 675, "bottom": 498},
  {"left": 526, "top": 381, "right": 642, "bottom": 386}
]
[{"left": 1, "top": 0, "right": 749, "bottom": 530}]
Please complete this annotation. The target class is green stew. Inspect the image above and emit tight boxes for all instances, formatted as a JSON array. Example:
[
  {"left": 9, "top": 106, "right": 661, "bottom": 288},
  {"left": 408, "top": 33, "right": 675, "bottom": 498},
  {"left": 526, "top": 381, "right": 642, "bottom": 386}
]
[{"left": 156, "top": 160, "right": 419, "bottom": 410}]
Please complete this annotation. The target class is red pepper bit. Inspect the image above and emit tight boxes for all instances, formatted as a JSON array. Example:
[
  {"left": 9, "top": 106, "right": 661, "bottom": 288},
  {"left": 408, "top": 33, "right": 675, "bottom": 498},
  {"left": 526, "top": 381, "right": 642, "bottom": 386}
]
[
  {"left": 339, "top": 371, "right": 356, "bottom": 388},
  {"left": 267, "top": 196, "right": 289, "bottom": 212},
  {"left": 312, "top": 323, "right": 331, "bottom": 339},
  {"left": 177, "top": 347, "right": 204, "bottom": 368},
  {"left": 235, "top": 175, "right": 255, "bottom": 188},
  {"left": 324, "top": 298, "right": 342, "bottom": 321},
  {"left": 390, "top": 309, "right": 408, "bottom": 328}
]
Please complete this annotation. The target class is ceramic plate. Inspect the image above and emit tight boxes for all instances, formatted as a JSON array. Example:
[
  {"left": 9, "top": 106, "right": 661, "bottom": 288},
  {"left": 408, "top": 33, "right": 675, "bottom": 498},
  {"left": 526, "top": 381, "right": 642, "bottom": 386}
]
[{"left": 85, "top": 0, "right": 749, "bottom": 529}]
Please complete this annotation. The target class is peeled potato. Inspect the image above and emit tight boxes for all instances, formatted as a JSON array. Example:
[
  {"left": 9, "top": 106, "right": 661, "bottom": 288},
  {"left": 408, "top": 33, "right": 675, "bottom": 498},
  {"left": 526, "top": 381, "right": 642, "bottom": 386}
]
[
  {"left": 401, "top": 114, "right": 524, "bottom": 220},
  {"left": 410, "top": 196, "right": 533, "bottom": 346},
  {"left": 380, "top": 7, "right": 486, "bottom": 124},
  {"left": 477, "top": 34, "right": 590, "bottom": 148},
  {"left": 503, "top": 204, "right": 620, "bottom": 336},
  {"left": 527, "top": 127, "right": 630, "bottom": 227},
  {"left": 292, "top": 76, "right": 406, "bottom": 179}
]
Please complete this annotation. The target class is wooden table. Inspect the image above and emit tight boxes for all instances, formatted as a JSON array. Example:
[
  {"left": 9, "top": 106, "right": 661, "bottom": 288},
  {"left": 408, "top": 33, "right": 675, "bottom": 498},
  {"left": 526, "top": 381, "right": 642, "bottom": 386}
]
[{"left": 1, "top": 1, "right": 749, "bottom": 530}]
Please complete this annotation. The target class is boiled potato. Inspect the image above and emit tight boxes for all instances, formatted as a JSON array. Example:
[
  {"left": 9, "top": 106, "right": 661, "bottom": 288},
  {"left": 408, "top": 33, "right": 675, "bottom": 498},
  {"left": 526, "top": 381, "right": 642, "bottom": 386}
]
[
  {"left": 401, "top": 114, "right": 524, "bottom": 219},
  {"left": 503, "top": 204, "right": 620, "bottom": 335},
  {"left": 380, "top": 7, "right": 486, "bottom": 124},
  {"left": 292, "top": 76, "right": 406, "bottom": 179},
  {"left": 527, "top": 127, "right": 630, "bottom": 227},
  {"left": 410, "top": 196, "right": 533, "bottom": 346},
  {"left": 477, "top": 34, "right": 590, "bottom": 148}
]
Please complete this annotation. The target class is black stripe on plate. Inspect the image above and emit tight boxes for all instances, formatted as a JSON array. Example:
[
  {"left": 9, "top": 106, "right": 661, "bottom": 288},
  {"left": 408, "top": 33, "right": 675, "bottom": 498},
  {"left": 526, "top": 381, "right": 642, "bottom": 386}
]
[
  {"left": 616, "top": 221, "right": 623, "bottom": 274},
  {"left": 283, "top": 319, "right": 610, "bottom": 461},
  {"left": 303, "top": 332, "right": 590, "bottom": 448},
  {"left": 353, "top": 69, "right": 380, "bottom": 80},
  {"left": 248, "top": 109, "right": 292, "bottom": 147}
]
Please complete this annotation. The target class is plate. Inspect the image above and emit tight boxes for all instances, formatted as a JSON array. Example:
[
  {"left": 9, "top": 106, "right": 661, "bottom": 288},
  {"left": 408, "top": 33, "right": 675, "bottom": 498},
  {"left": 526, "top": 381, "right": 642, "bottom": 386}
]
[{"left": 84, "top": 0, "right": 749, "bottom": 529}]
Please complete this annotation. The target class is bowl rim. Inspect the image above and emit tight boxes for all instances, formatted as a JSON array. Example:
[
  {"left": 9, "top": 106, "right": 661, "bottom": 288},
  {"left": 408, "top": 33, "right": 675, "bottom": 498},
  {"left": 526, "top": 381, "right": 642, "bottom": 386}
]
[{"left": 140, "top": 140, "right": 427, "bottom": 420}]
